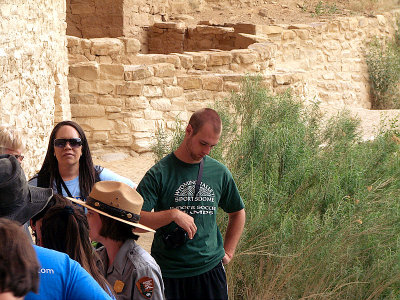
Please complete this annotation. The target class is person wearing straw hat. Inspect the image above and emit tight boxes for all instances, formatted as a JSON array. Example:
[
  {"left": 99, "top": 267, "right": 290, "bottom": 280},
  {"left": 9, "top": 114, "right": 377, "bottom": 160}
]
[
  {"left": 69, "top": 181, "right": 165, "bottom": 300},
  {"left": 0, "top": 154, "right": 114, "bottom": 300}
]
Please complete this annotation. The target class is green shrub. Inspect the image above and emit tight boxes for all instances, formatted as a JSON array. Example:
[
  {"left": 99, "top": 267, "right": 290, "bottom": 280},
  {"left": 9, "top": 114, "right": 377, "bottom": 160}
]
[
  {"left": 152, "top": 76, "right": 400, "bottom": 299},
  {"left": 366, "top": 22, "right": 400, "bottom": 109}
]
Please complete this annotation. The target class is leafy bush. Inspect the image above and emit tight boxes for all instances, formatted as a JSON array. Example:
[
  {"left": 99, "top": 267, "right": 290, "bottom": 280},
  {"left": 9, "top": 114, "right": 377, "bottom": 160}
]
[
  {"left": 366, "top": 37, "right": 400, "bottom": 109},
  {"left": 152, "top": 76, "right": 400, "bottom": 299},
  {"left": 219, "top": 77, "right": 400, "bottom": 299}
]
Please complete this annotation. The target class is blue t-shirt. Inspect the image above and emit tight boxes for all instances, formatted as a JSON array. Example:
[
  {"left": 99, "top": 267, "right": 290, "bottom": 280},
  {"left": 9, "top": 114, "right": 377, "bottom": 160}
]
[
  {"left": 26, "top": 246, "right": 113, "bottom": 300},
  {"left": 29, "top": 168, "right": 136, "bottom": 200}
]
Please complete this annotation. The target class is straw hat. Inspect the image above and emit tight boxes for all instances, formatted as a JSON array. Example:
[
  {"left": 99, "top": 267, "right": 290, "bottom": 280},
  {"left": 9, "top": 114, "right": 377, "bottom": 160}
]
[{"left": 68, "top": 181, "right": 155, "bottom": 233}]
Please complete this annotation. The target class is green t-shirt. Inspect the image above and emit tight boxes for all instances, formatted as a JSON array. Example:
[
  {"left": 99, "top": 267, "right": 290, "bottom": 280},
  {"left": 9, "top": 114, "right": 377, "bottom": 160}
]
[{"left": 137, "top": 153, "right": 244, "bottom": 278}]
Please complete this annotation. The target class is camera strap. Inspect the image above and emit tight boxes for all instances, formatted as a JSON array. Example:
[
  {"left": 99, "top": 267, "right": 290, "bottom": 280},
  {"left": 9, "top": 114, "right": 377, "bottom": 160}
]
[{"left": 194, "top": 158, "right": 204, "bottom": 200}]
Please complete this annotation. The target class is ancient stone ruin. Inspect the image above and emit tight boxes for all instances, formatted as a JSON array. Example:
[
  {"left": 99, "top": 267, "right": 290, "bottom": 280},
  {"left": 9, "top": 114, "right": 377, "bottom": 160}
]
[{"left": 1, "top": 0, "right": 399, "bottom": 176}]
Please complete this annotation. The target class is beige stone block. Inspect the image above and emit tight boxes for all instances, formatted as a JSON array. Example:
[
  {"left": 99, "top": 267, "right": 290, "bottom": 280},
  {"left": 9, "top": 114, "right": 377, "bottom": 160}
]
[
  {"left": 144, "top": 110, "right": 163, "bottom": 120},
  {"left": 105, "top": 106, "right": 122, "bottom": 113},
  {"left": 143, "top": 85, "right": 163, "bottom": 97},
  {"left": 120, "top": 37, "right": 141, "bottom": 53},
  {"left": 224, "top": 82, "right": 240, "bottom": 92},
  {"left": 150, "top": 98, "right": 171, "bottom": 111},
  {"left": 282, "top": 30, "right": 296, "bottom": 40},
  {"left": 69, "top": 61, "right": 99, "bottom": 81},
  {"left": 130, "top": 119, "right": 155, "bottom": 131},
  {"left": 70, "top": 94, "right": 97, "bottom": 105},
  {"left": 107, "top": 113, "right": 124, "bottom": 120},
  {"left": 125, "top": 96, "right": 149, "bottom": 109},
  {"left": 248, "top": 42, "right": 277, "bottom": 60},
  {"left": 91, "top": 38, "right": 124, "bottom": 56},
  {"left": 116, "top": 82, "right": 143, "bottom": 96},
  {"left": 177, "top": 76, "right": 202, "bottom": 89},
  {"left": 358, "top": 17, "right": 369, "bottom": 28},
  {"left": 231, "top": 50, "right": 258, "bottom": 64},
  {"left": 176, "top": 54, "right": 193, "bottom": 69},
  {"left": 142, "top": 77, "right": 164, "bottom": 86},
  {"left": 376, "top": 15, "right": 386, "bottom": 26},
  {"left": 124, "top": 65, "right": 153, "bottom": 81},
  {"left": 92, "top": 131, "right": 108, "bottom": 141},
  {"left": 68, "top": 77, "right": 78, "bottom": 91},
  {"left": 79, "top": 81, "right": 97, "bottom": 93},
  {"left": 115, "top": 120, "right": 130, "bottom": 133},
  {"left": 185, "top": 90, "right": 213, "bottom": 101},
  {"left": 163, "top": 78, "right": 176, "bottom": 85},
  {"left": 111, "top": 134, "right": 133, "bottom": 146},
  {"left": 171, "top": 97, "right": 187, "bottom": 110},
  {"left": 164, "top": 86, "right": 183, "bottom": 98},
  {"left": 296, "top": 29, "right": 310, "bottom": 40},
  {"left": 71, "top": 104, "right": 105, "bottom": 117},
  {"left": 100, "top": 64, "right": 124, "bottom": 80},
  {"left": 202, "top": 76, "right": 223, "bottom": 91},
  {"left": 99, "top": 56, "right": 113, "bottom": 64},
  {"left": 189, "top": 53, "right": 207, "bottom": 69},
  {"left": 96, "top": 81, "right": 115, "bottom": 95},
  {"left": 207, "top": 52, "right": 232, "bottom": 66},
  {"left": 153, "top": 63, "right": 176, "bottom": 77},
  {"left": 98, "top": 96, "right": 124, "bottom": 106},
  {"left": 151, "top": 54, "right": 181, "bottom": 68},
  {"left": 131, "top": 138, "right": 152, "bottom": 153},
  {"left": 76, "top": 118, "right": 114, "bottom": 131},
  {"left": 258, "top": 25, "right": 283, "bottom": 35}
]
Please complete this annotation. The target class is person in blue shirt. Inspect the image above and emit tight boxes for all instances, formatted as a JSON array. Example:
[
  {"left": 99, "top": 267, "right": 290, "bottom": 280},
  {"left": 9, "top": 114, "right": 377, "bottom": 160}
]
[
  {"left": 29, "top": 120, "right": 135, "bottom": 200},
  {"left": 0, "top": 154, "right": 114, "bottom": 300},
  {"left": 0, "top": 218, "right": 39, "bottom": 300}
]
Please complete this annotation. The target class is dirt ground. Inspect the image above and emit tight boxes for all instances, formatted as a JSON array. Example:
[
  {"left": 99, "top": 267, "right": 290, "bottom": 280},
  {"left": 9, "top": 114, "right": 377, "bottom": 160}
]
[{"left": 170, "top": 0, "right": 400, "bottom": 26}]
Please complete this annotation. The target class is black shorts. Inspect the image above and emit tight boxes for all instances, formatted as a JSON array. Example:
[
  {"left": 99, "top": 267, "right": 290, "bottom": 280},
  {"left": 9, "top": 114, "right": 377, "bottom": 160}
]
[{"left": 163, "top": 261, "right": 228, "bottom": 300}]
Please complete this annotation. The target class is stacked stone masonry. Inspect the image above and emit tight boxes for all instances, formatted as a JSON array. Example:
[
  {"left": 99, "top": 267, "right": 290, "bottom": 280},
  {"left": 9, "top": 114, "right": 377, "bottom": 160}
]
[
  {"left": 0, "top": 0, "right": 69, "bottom": 177},
  {"left": 68, "top": 12, "right": 399, "bottom": 153}
]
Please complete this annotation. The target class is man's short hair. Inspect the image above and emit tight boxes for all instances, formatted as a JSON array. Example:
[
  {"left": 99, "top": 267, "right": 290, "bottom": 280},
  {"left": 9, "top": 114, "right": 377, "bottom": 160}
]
[
  {"left": 99, "top": 214, "right": 139, "bottom": 242},
  {"left": 189, "top": 108, "right": 222, "bottom": 135},
  {"left": 0, "top": 218, "right": 39, "bottom": 297},
  {"left": 0, "top": 125, "right": 25, "bottom": 153}
]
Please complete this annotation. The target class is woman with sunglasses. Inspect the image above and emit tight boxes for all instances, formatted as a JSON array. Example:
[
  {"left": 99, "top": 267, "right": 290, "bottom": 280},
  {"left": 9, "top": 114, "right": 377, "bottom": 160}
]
[{"left": 29, "top": 120, "right": 136, "bottom": 200}]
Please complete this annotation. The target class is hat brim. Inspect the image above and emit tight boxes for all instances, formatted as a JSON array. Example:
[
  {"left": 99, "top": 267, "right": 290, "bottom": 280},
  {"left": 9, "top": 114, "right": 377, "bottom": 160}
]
[
  {"left": 67, "top": 197, "right": 155, "bottom": 233},
  {"left": 12, "top": 186, "right": 53, "bottom": 225}
]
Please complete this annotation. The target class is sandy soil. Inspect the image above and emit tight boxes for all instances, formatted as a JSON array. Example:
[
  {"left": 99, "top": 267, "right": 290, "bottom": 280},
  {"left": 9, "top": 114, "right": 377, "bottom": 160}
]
[{"left": 170, "top": 0, "right": 400, "bottom": 27}]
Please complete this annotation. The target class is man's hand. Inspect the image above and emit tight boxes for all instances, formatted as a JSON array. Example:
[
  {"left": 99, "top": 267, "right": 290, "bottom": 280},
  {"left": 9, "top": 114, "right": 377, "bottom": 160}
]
[
  {"left": 222, "top": 252, "right": 233, "bottom": 265},
  {"left": 173, "top": 209, "right": 197, "bottom": 239}
]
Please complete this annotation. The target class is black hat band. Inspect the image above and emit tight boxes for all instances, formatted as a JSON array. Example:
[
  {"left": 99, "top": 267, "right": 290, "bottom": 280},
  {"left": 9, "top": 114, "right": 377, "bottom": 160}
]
[{"left": 86, "top": 197, "right": 140, "bottom": 223}]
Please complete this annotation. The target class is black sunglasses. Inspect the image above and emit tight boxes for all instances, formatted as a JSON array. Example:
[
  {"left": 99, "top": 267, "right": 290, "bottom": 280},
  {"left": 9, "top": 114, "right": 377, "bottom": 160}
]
[{"left": 54, "top": 138, "right": 82, "bottom": 148}]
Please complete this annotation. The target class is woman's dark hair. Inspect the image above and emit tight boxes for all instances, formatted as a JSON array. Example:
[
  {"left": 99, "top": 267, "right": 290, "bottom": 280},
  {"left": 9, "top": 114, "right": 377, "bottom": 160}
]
[
  {"left": 0, "top": 218, "right": 39, "bottom": 297},
  {"left": 35, "top": 194, "right": 113, "bottom": 297},
  {"left": 99, "top": 214, "right": 139, "bottom": 242},
  {"left": 33, "top": 120, "right": 100, "bottom": 199}
]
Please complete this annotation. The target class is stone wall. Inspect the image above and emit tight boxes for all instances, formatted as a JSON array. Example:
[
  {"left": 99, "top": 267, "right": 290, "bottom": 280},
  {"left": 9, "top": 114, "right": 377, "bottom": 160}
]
[
  {"left": 0, "top": 0, "right": 69, "bottom": 177},
  {"left": 148, "top": 22, "right": 257, "bottom": 54},
  {"left": 68, "top": 13, "right": 398, "bottom": 153},
  {"left": 68, "top": 37, "right": 275, "bottom": 152}
]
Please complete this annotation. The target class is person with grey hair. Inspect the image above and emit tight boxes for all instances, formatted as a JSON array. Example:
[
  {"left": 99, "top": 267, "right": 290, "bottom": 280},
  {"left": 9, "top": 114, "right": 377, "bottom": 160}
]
[
  {"left": 0, "top": 154, "right": 114, "bottom": 300},
  {"left": 0, "top": 124, "right": 25, "bottom": 162}
]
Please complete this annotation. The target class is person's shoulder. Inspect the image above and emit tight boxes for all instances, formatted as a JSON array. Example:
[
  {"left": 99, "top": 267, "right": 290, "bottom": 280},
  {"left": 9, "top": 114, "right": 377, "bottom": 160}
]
[
  {"left": 99, "top": 168, "right": 137, "bottom": 188},
  {"left": 127, "top": 241, "right": 159, "bottom": 269},
  {"left": 205, "top": 156, "right": 230, "bottom": 170}
]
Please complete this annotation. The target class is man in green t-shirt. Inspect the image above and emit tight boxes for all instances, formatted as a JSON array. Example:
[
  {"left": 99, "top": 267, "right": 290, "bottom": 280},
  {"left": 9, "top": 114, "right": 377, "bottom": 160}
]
[{"left": 137, "top": 108, "right": 246, "bottom": 300}]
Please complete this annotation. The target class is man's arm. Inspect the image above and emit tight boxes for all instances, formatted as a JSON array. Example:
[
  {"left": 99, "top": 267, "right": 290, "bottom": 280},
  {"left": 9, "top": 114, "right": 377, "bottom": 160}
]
[
  {"left": 222, "top": 208, "right": 245, "bottom": 264},
  {"left": 140, "top": 209, "right": 198, "bottom": 239}
]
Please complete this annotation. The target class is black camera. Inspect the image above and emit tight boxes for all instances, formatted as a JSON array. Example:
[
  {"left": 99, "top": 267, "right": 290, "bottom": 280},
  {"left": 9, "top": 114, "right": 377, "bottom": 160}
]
[{"left": 162, "top": 225, "right": 188, "bottom": 249}]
